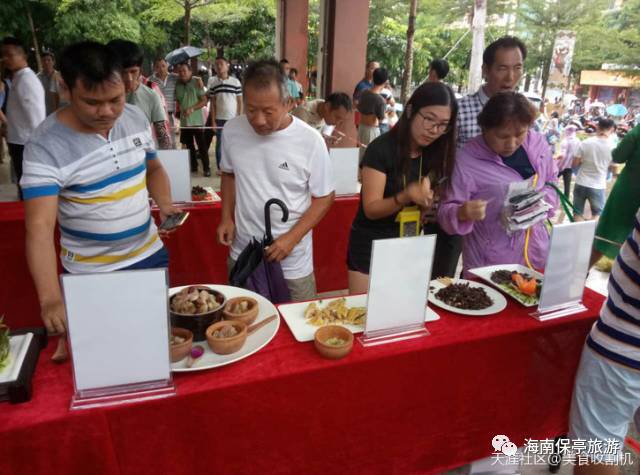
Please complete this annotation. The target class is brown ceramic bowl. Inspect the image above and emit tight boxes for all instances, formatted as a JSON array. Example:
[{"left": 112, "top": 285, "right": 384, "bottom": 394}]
[
  {"left": 170, "top": 327, "right": 193, "bottom": 363},
  {"left": 223, "top": 297, "right": 259, "bottom": 326},
  {"left": 205, "top": 320, "right": 247, "bottom": 355},
  {"left": 170, "top": 287, "right": 226, "bottom": 342},
  {"left": 314, "top": 325, "right": 354, "bottom": 360}
]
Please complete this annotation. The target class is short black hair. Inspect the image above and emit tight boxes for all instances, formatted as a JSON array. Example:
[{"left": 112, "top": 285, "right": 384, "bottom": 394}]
[
  {"left": 215, "top": 56, "right": 229, "bottom": 63},
  {"left": 1, "top": 36, "right": 25, "bottom": 53},
  {"left": 154, "top": 57, "right": 167, "bottom": 65},
  {"left": 244, "top": 58, "right": 289, "bottom": 102},
  {"left": 290, "top": 68, "right": 298, "bottom": 76},
  {"left": 483, "top": 36, "right": 527, "bottom": 67},
  {"left": 597, "top": 117, "right": 615, "bottom": 130},
  {"left": 477, "top": 91, "right": 537, "bottom": 129},
  {"left": 41, "top": 51, "right": 55, "bottom": 60},
  {"left": 279, "top": 58, "right": 289, "bottom": 65},
  {"left": 429, "top": 59, "right": 449, "bottom": 80},
  {"left": 372, "top": 67, "right": 388, "bottom": 86},
  {"left": 107, "top": 39, "right": 143, "bottom": 69},
  {"left": 325, "top": 92, "right": 352, "bottom": 112},
  {"left": 59, "top": 41, "right": 122, "bottom": 91}
]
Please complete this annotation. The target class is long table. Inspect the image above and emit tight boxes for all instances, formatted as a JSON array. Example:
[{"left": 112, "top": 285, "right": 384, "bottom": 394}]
[
  {"left": 0, "top": 289, "right": 604, "bottom": 475},
  {"left": 0, "top": 196, "right": 360, "bottom": 329}
]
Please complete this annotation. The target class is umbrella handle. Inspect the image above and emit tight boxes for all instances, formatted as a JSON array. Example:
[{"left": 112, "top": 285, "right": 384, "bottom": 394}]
[{"left": 264, "top": 198, "right": 289, "bottom": 245}]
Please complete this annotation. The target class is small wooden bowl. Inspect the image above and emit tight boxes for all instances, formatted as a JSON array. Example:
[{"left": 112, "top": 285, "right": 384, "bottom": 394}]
[
  {"left": 314, "top": 325, "right": 354, "bottom": 360},
  {"left": 205, "top": 320, "right": 247, "bottom": 355},
  {"left": 170, "top": 327, "right": 193, "bottom": 362},
  {"left": 223, "top": 297, "right": 259, "bottom": 326}
]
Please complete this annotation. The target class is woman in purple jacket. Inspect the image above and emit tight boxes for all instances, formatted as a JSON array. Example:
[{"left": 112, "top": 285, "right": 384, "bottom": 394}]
[{"left": 439, "top": 92, "right": 558, "bottom": 277}]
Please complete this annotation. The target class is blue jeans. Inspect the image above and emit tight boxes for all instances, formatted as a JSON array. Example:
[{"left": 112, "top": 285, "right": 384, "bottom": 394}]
[
  {"left": 573, "top": 184, "right": 605, "bottom": 217},
  {"left": 121, "top": 246, "right": 169, "bottom": 270},
  {"left": 215, "top": 119, "right": 227, "bottom": 170}
]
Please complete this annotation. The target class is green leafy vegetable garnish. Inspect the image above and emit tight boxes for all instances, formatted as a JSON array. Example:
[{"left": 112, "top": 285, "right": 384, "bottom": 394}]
[{"left": 0, "top": 316, "right": 10, "bottom": 370}]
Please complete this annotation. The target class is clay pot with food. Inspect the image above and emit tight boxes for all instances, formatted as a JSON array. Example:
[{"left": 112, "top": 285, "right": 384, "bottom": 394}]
[{"left": 170, "top": 286, "right": 226, "bottom": 341}]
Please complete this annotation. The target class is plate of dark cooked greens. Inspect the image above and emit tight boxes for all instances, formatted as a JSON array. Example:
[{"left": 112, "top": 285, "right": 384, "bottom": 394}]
[{"left": 428, "top": 278, "right": 507, "bottom": 316}]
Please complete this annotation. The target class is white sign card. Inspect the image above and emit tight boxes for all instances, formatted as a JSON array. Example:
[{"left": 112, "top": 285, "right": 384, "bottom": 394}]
[
  {"left": 62, "top": 269, "right": 173, "bottom": 406},
  {"left": 537, "top": 220, "right": 596, "bottom": 318},
  {"left": 157, "top": 150, "right": 191, "bottom": 202},
  {"left": 363, "top": 235, "right": 436, "bottom": 344},
  {"left": 329, "top": 147, "right": 360, "bottom": 195}
]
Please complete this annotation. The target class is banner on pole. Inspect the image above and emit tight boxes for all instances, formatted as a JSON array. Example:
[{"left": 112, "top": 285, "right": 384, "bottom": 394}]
[{"left": 547, "top": 30, "right": 577, "bottom": 88}]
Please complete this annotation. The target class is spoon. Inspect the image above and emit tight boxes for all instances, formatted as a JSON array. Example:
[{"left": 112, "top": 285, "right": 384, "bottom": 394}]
[
  {"left": 185, "top": 345, "right": 205, "bottom": 368},
  {"left": 247, "top": 314, "right": 278, "bottom": 336}
]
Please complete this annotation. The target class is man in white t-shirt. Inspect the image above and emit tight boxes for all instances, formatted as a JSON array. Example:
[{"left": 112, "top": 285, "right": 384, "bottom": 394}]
[
  {"left": 2, "top": 36, "right": 46, "bottom": 199},
  {"left": 217, "top": 59, "right": 335, "bottom": 301},
  {"left": 572, "top": 117, "right": 616, "bottom": 219},
  {"left": 207, "top": 57, "right": 242, "bottom": 173}
]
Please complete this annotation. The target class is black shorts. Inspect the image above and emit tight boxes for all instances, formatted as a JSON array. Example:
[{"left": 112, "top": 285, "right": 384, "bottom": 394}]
[{"left": 346, "top": 222, "right": 462, "bottom": 278}]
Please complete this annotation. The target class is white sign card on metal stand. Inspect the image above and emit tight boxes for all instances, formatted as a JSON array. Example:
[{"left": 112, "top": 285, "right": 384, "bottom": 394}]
[
  {"left": 359, "top": 234, "right": 436, "bottom": 346},
  {"left": 329, "top": 147, "right": 360, "bottom": 195},
  {"left": 62, "top": 268, "right": 175, "bottom": 410},
  {"left": 532, "top": 220, "right": 597, "bottom": 321},
  {"left": 157, "top": 149, "right": 191, "bottom": 202}
]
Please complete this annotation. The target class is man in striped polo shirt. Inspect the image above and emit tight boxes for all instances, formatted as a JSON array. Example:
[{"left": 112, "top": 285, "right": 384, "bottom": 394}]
[
  {"left": 569, "top": 207, "right": 640, "bottom": 472},
  {"left": 21, "top": 41, "right": 178, "bottom": 338},
  {"left": 206, "top": 56, "right": 242, "bottom": 173}
]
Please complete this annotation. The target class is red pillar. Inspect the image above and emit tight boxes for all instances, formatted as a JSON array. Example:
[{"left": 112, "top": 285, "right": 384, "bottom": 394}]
[
  {"left": 323, "top": 0, "right": 370, "bottom": 148},
  {"left": 324, "top": 0, "right": 370, "bottom": 98},
  {"left": 277, "top": 0, "right": 309, "bottom": 93}
]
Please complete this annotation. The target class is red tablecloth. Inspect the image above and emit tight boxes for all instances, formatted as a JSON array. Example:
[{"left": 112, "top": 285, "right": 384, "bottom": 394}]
[
  {"left": 0, "top": 289, "right": 604, "bottom": 475},
  {"left": 0, "top": 196, "right": 360, "bottom": 329}
]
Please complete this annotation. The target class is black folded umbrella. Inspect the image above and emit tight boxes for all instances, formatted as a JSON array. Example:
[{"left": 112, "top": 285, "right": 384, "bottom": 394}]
[{"left": 229, "top": 199, "right": 291, "bottom": 304}]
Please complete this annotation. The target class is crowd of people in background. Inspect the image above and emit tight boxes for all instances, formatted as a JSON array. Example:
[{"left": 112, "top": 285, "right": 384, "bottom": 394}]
[{"left": 1, "top": 30, "right": 639, "bottom": 471}]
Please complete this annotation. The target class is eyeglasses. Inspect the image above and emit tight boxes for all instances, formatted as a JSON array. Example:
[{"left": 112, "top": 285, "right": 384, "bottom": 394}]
[{"left": 416, "top": 111, "right": 450, "bottom": 134}]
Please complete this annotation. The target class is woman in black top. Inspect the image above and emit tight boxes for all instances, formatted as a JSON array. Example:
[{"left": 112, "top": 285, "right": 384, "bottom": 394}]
[{"left": 347, "top": 82, "right": 458, "bottom": 293}]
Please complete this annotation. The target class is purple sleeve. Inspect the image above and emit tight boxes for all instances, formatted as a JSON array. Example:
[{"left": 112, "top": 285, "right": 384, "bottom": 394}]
[
  {"left": 438, "top": 155, "right": 476, "bottom": 236},
  {"left": 540, "top": 138, "right": 559, "bottom": 215}
]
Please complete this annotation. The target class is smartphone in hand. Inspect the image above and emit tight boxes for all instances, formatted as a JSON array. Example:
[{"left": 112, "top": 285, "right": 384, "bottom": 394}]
[{"left": 159, "top": 211, "right": 190, "bottom": 231}]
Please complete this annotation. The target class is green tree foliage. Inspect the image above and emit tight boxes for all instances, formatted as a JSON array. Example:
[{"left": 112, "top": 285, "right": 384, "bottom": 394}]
[
  {"left": 366, "top": 0, "right": 511, "bottom": 90},
  {"left": 516, "top": 0, "right": 606, "bottom": 95},
  {"left": 54, "top": 0, "right": 142, "bottom": 45},
  {"left": 572, "top": 0, "right": 640, "bottom": 76},
  {"left": 193, "top": 0, "right": 275, "bottom": 60},
  {"left": 0, "top": 0, "right": 275, "bottom": 72}
]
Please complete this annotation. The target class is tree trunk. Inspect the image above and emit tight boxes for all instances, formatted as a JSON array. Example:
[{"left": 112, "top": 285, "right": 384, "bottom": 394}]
[
  {"left": 25, "top": 1, "right": 42, "bottom": 72},
  {"left": 400, "top": 0, "right": 418, "bottom": 103},
  {"left": 540, "top": 40, "right": 554, "bottom": 100},
  {"left": 468, "top": 0, "right": 486, "bottom": 93},
  {"left": 184, "top": 0, "right": 191, "bottom": 46}
]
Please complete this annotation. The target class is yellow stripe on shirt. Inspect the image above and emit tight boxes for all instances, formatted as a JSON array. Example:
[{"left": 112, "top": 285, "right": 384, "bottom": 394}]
[
  {"left": 62, "top": 177, "right": 147, "bottom": 204},
  {"left": 60, "top": 233, "right": 159, "bottom": 264}
]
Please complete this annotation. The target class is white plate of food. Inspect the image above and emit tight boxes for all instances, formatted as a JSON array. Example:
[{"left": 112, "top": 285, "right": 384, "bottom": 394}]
[
  {"left": 468, "top": 264, "right": 543, "bottom": 307},
  {"left": 278, "top": 294, "right": 440, "bottom": 342},
  {"left": 428, "top": 278, "right": 507, "bottom": 316},
  {"left": 169, "top": 285, "right": 279, "bottom": 372}
]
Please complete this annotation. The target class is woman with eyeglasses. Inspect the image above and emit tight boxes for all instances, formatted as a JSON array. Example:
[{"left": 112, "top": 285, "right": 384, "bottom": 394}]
[
  {"left": 347, "top": 82, "right": 459, "bottom": 294},
  {"left": 438, "top": 92, "right": 558, "bottom": 277}
]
